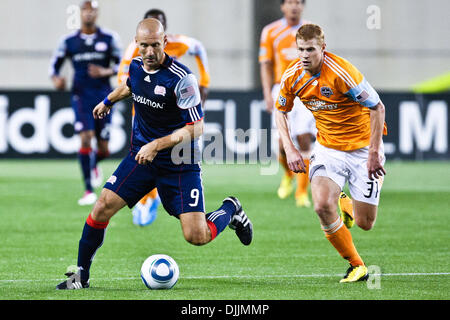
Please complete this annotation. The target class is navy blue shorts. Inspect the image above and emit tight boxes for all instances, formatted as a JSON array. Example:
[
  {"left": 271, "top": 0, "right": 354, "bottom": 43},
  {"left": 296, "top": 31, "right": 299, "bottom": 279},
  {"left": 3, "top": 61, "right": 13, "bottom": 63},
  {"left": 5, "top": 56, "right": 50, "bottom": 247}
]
[
  {"left": 104, "top": 152, "right": 205, "bottom": 217},
  {"left": 72, "top": 87, "right": 112, "bottom": 139}
]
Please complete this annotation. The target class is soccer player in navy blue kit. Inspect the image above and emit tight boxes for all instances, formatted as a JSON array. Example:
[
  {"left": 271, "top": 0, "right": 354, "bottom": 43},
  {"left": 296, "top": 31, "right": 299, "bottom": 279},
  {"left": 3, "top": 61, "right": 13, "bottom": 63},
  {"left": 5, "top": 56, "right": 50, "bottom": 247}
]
[
  {"left": 49, "top": 1, "right": 122, "bottom": 206},
  {"left": 56, "top": 18, "right": 253, "bottom": 290}
]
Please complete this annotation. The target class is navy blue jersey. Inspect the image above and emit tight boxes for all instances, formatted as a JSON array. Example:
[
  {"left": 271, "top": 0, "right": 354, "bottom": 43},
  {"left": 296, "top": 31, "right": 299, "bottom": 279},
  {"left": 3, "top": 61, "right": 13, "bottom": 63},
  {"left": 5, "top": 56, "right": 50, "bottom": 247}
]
[
  {"left": 126, "top": 54, "right": 204, "bottom": 161},
  {"left": 49, "top": 27, "right": 122, "bottom": 92}
]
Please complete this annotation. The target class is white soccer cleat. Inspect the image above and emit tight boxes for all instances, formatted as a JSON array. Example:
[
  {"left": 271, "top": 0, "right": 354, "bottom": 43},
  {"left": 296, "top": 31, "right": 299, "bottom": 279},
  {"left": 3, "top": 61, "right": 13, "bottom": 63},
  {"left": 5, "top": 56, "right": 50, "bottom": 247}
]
[
  {"left": 77, "top": 191, "right": 97, "bottom": 206},
  {"left": 91, "top": 167, "right": 103, "bottom": 188}
]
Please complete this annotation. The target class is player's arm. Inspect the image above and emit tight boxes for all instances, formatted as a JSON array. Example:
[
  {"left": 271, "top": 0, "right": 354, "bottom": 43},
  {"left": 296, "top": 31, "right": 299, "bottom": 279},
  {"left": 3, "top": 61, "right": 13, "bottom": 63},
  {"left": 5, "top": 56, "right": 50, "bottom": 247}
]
[
  {"left": 368, "top": 101, "right": 386, "bottom": 180},
  {"left": 275, "top": 110, "right": 305, "bottom": 173},
  {"left": 135, "top": 73, "right": 204, "bottom": 164},
  {"left": 259, "top": 26, "right": 275, "bottom": 113},
  {"left": 49, "top": 36, "right": 68, "bottom": 91},
  {"left": 187, "top": 37, "right": 210, "bottom": 105},
  {"left": 93, "top": 80, "right": 131, "bottom": 119},
  {"left": 135, "top": 119, "right": 204, "bottom": 164},
  {"left": 260, "top": 61, "right": 274, "bottom": 113},
  {"left": 274, "top": 82, "right": 305, "bottom": 173}
]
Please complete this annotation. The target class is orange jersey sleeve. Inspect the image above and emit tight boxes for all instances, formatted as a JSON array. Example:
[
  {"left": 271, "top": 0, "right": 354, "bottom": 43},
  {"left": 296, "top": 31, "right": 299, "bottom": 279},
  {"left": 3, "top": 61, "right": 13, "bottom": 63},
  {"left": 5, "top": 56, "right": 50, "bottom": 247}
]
[
  {"left": 259, "top": 18, "right": 311, "bottom": 84},
  {"left": 166, "top": 34, "right": 210, "bottom": 88},
  {"left": 276, "top": 52, "right": 387, "bottom": 151},
  {"left": 117, "top": 41, "right": 139, "bottom": 85}
]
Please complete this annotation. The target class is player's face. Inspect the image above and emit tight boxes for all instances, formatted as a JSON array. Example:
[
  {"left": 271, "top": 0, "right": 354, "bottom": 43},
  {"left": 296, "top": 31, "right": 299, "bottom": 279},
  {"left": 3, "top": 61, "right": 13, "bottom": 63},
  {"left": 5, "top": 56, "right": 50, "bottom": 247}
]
[
  {"left": 136, "top": 31, "right": 167, "bottom": 70},
  {"left": 80, "top": 2, "right": 98, "bottom": 26},
  {"left": 281, "top": 0, "right": 304, "bottom": 21},
  {"left": 297, "top": 38, "right": 325, "bottom": 74}
]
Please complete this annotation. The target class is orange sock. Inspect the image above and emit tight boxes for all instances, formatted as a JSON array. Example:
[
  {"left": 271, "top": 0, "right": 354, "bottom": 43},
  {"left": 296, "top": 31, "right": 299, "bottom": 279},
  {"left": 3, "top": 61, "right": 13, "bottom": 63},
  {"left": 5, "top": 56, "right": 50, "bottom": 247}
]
[
  {"left": 295, "top": 159, "right": 309, "bottom": 197},
  {"left": 279, "top": 154, "right": 294, "bottom": 178},
  {"left": 139, "top": 188, "right": 158, "bottom": 205},
  {"left": 322, "top": 216, "right": 364, "bottom": 266}
]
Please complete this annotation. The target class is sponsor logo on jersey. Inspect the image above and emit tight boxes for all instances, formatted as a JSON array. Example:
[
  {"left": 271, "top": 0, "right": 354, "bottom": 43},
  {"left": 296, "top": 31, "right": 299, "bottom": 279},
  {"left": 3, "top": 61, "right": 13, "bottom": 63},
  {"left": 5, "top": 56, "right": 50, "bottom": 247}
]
[
  {"left": 73, "top": 51, "right": 105, "bottom": 62},
  {"left": 132, "top": 93, "right": 165, "bottom": 109},
  {"left": 304, "top": 99, "right": 338, "bottom": 111},
  {"left": 278, "top": 95, "right": 287, "bottom": 107},
  {"left": 320, "top": 86, "right": 333, "bottom": 97},
  {"left": 95, "top": 42, "right": 108, "bottom": 52},
  {"left": 107, "top": 175, "right": 117, "bottom": 185},
  {"left": 154, "top": 85, "right": 166, "bottom": 96}
]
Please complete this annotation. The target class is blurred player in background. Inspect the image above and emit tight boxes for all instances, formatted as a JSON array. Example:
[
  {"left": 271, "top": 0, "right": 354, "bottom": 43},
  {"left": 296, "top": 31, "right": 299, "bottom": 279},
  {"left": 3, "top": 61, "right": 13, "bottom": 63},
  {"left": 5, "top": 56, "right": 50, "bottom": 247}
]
[
  {"left": 56, "top": 18, "right": 252, "bottom": 289},
  {"left": 259, "top": 0, "right": 316, "bottom": 208},
  {"left": 276, "top": 24, "right": 387, "bottom": 282},
  {"left": 49, "top": 0, "right": 122, "bottom": 205},
  {"left": 117, "top": 8, "right": 210, "bottom": 226}
]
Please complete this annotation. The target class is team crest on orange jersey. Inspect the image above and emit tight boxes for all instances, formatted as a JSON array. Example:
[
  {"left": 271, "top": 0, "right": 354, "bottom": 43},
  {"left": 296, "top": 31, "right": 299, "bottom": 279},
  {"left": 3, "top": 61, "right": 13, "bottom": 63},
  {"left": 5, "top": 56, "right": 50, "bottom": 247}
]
[{"left": 320, "top": 86, "right": 333, "bottom": 98}]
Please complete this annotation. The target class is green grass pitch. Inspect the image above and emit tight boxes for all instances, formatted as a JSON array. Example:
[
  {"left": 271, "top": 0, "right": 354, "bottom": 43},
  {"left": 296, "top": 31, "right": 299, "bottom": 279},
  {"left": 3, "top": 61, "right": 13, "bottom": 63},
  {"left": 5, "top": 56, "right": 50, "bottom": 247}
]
[{"left": 0, "top": 159, "right": 449, "bottom": 300}]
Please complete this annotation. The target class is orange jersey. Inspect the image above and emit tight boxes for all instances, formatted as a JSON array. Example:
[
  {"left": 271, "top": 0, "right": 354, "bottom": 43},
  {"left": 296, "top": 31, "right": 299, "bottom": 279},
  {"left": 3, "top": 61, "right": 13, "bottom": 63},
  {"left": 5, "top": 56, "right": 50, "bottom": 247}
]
[
  {"left": 259, "top": 18, "right": 310, "bottom": 84},
  {"left": 117, "top": 33, "right": 210, "bottom": 87},
  {"left": 276, "top": 51, "right": 387, "bottom": 151}
]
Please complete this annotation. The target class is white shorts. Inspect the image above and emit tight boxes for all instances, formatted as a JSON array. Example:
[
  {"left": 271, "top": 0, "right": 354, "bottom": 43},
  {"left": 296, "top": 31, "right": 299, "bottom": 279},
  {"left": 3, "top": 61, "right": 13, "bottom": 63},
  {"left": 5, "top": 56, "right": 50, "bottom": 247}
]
[
  {"left": 271, "top": 83, "right": 317, "bottom": 138},
  {"left": 309, "top": 142, "right": 386, "bottom": 206}
]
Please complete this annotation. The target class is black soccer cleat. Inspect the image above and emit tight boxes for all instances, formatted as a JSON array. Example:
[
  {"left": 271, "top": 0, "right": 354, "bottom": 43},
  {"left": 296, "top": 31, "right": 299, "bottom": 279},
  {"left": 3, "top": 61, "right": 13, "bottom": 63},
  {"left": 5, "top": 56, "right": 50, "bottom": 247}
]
[
  {"left": 225, "top": 196, "right": 253, "bottom": 246},
  {"left": 56, "top": 267, "right": 90, "bottom": 290}
]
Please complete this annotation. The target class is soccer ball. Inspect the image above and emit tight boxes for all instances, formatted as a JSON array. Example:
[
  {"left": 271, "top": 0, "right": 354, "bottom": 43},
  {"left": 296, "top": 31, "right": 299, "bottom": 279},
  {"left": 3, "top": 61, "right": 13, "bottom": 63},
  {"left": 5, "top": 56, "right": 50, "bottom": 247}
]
[{"left": 140, "top": 254, "right": 179, "bottom": 289}]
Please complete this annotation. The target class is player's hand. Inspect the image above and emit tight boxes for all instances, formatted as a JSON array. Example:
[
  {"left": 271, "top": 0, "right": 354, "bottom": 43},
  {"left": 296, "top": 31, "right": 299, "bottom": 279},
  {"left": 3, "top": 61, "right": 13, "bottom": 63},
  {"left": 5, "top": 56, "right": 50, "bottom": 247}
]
[
  {"left": 367, "top": 150, "right": 386, "bottom": 180},
  {"left": 52, "top": 76, "right": 66, "bottom": 91},
  {"left": 93, "top": 102, "right": 111, "bottom": 120},
  {"left": 88, "top": 64, "right": 113, "bottom": 78},
  {"left": 135, "top": 141, "right": 159, "bottom": 165},
  {"left": 286, "top": 147, "right": 306, "bottom": 173},
  {"left": 199, "top": 86, "right": 209, "bottom": 106},
  {"left": 265, "top": 96, "right": 274, "bottom": 114}
]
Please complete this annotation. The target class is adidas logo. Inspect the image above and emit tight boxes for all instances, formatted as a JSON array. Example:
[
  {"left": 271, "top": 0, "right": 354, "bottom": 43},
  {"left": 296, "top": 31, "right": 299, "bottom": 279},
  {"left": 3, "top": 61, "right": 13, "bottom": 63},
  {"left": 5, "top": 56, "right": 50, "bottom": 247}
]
[{"left": 144, "top": 75, "right": 151, "bottom": 83}]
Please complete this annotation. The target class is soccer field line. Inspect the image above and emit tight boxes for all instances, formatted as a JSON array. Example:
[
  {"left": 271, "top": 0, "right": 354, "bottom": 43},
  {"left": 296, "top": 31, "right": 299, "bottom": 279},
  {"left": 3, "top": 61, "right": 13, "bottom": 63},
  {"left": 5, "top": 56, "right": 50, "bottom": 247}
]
[{"left": 1, "top": 272, "right": 449, "bottom": 283}]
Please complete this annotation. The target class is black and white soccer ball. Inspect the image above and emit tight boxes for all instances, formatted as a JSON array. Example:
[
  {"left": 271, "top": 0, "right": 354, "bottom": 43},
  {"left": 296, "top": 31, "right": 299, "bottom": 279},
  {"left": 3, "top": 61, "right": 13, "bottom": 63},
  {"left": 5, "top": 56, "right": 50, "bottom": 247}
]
[{"left": 140, "top": 254, "right": 179, "bottom": 289}]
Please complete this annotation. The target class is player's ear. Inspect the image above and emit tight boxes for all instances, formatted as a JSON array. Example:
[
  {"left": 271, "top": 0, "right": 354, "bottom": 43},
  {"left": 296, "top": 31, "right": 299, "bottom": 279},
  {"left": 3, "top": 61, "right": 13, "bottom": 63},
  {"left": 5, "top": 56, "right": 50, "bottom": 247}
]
[{"left": 163, "top": 34, "right": 168, "bottom": 47}]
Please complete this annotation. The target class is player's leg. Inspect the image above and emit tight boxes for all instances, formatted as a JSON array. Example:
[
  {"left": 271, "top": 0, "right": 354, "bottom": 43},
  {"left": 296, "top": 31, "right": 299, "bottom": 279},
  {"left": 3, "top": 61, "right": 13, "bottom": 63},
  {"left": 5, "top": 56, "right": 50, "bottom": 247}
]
[
  {"left": 56, "top": 188, "right": 126, "bottom": 290},
  {"left": 352, "top": 200, "right": 378, "bottom": 231},
  {"left": 157, "top": 164, "right": 252, "bottom": 246},
  {"left": 91, "top": 113, "right": 112, "bottom": 188},
  {"left": 56, "top": 152, "right": 156, "bottom": 289},
  {"left": 346, "top": 145, "right": 385, "bottom": 231},
  {"left": 311, "top": 175, "right": 367, "bottom": 282},
  {"left": 78, "top": 129, "right": 97, "bottom": 205}
]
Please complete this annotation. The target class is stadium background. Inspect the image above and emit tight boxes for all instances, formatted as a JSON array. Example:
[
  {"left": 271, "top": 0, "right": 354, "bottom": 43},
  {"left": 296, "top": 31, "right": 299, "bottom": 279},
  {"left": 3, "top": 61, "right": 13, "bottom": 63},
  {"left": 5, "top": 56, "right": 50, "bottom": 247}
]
[
  {"left": 0, "top": 0, "right": 449, "bottom": 161},
  {"left": 0, "top": 0, "right": 449, "bottom": 303}
]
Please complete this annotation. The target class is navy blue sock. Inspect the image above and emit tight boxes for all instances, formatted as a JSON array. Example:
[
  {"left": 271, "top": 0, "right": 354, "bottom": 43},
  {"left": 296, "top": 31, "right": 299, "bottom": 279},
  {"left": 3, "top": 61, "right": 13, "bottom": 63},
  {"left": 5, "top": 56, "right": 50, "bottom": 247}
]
[
  {"left": 77, "top": 216, "right": 108, "bottom": 282},
  {"left": 205, "top": 200, "right": 236, "bottom": 240},
  {"left": 78, "top": 147, "right": 92, "bottom": 192}
]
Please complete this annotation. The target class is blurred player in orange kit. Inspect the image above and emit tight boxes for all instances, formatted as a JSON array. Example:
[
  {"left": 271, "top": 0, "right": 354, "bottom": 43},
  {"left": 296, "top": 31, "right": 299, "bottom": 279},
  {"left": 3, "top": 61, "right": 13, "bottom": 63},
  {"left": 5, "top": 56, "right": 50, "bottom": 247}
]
[
  {"left": 259, "top": 0, "right": 316, "bottom": 208},
  {"left": 117, "top": 8, "right": 210, "bottom": 226},
  {"left": 275, "top": 24, "right": 387, "bottom": 282}
]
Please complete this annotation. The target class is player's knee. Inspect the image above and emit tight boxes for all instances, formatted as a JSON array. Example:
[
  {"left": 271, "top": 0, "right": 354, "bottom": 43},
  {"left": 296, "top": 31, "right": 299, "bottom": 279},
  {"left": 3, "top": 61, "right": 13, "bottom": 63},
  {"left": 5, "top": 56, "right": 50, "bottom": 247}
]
[
  {"left": 183, "top": 229, "right": 208, "bottom": 246},
  {"left": 355, "top": 216, "right": 376, "bottom": 231},
  {"left": 91, "top": 196, "right": 114, "bottom": 222},
  {"left": 314, "top": 201, "right": 335, "bottom": 218}
]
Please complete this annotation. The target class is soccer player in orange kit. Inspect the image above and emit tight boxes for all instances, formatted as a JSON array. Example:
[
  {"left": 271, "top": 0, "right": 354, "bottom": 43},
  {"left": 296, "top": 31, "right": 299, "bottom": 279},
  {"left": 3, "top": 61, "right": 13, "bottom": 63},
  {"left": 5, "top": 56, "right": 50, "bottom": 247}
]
[
  {"left": 275, "top": 24, "right": 387, "bottom": 282},
  {"left": 259, "top": 0, "right": 316, "bottom": 208},
  {"left": 117, "top": 9, "right": 210, "bottom": 226}
]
